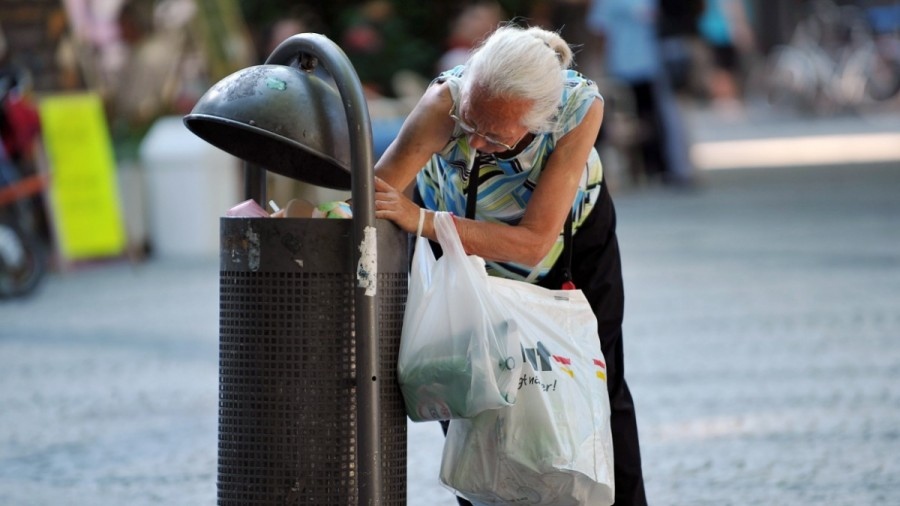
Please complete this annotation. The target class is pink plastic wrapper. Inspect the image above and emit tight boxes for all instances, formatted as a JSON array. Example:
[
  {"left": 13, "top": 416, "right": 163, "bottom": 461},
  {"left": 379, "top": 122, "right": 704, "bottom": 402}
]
[{"left": 226, "top": 199, "right": 270, "bottom": 218}]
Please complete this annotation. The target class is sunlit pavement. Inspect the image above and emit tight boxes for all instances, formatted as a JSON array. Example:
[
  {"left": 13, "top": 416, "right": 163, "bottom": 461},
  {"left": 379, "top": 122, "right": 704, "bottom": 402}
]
[
  {"left": 687, "top": 107, "right": 900, "bottom": 170},
  {"left": 1, "top": 112, "right": 899, "bottom": 505}
]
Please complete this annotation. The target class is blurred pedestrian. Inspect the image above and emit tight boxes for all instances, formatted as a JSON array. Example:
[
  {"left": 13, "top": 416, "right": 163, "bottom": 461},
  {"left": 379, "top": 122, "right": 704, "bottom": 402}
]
[
  {"left": 587, "top": 0, "right": 695, "bottom": 186},
  {"left": 256, "top": 9, "right": 325, "bottom": 64},
  {"left": 373, "top": 24, "right": 647, "bottom": 506},
  {"left": 529, "top": 0, "right": 606, "bottom": 82},
  {"left": 435, "top": 1, "right": 505, "bottom": 73},
  {"left": 697, "top": 0, "right": 755, "bottom": 111},
  {"left": 659, "top": 0, "right": 706, "bottom": 95}
]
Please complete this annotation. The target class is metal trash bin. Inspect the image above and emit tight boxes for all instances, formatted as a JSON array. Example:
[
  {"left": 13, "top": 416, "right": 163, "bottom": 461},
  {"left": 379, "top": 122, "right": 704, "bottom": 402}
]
[
  {"left": 217, "top": 217, "right": 407, "bottom": 505},
  {"left": 184, "top": 33, "right": 408, "bottom": 505}
]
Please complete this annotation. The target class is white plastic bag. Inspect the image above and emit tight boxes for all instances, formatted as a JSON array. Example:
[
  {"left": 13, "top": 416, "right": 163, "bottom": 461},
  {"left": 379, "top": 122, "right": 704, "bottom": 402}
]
[
  {"left": 439, "top": 277, "right": 615, "bottom": 506},
  {"left": 398, "top": 212, "right": 523, "bottom": 422}
]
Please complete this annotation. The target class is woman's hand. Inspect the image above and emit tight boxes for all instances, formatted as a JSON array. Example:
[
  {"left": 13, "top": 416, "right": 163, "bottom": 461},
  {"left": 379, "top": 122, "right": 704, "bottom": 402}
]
[{"left": 374, "top": 177, "right": 422, "bottom": 234}]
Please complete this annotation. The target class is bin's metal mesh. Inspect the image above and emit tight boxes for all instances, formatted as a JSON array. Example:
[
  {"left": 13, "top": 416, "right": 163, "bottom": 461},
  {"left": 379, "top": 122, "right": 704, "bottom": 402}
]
[
  {"left": 376, "top": 271, "right": 409, "bottom": 503},
  {"left": 217, "top": 219, "right": 407, "bottom": 505}
]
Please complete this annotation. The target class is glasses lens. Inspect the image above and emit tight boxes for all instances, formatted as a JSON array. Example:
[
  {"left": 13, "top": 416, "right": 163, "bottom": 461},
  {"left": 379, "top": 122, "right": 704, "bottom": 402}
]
[{"left": 450, "top": 113, "right": 515, "bottom": 150}]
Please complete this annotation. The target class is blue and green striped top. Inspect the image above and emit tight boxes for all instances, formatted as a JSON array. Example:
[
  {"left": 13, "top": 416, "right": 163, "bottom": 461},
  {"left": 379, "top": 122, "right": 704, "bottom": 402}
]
[{"left": 416, "top": 65, "right": 605, "bottom": 283}]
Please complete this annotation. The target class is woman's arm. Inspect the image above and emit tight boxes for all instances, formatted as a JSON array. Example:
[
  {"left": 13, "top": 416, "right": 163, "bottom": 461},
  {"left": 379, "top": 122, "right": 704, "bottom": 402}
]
[
  {"left": 455, "top": 97, "right": 604, "bottom": 265},
  {"left": 374, "top": 81, "right": 454, "bottom": 190},
  {"left": 375, "top": 97, "right": 604, "bottom": 267}
]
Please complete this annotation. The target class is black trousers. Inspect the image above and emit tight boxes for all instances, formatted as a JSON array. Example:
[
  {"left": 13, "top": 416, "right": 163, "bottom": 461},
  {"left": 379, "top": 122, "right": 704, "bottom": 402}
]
[
  {"left": 434, "top": 183, "right": 647, "bottom": 506},
  {"left": 630, "top": 79, "right": 668, "bottom": 181}
]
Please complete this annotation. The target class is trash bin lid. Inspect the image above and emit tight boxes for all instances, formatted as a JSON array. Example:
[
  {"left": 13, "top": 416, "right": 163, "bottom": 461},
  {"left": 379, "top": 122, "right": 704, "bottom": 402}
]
[{"left": 184, "top": 64, "right": 352, "bottom": 190}]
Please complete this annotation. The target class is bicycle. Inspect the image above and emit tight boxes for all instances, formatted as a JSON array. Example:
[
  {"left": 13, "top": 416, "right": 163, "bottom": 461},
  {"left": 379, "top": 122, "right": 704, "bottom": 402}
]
[{"left": 750, "top": 0, "right": 900, "bottom": 116}]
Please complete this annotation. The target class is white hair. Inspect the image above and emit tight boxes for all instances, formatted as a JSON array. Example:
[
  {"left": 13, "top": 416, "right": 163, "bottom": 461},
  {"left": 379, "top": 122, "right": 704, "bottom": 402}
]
[{"left": 461, "top": 25, "right": 573, "bottom": 133}]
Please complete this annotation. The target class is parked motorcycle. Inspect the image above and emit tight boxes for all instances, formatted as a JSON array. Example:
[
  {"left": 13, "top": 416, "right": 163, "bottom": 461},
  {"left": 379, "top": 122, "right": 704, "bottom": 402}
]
[{"left": 0, "top": 67, "right": 47, "bottom": 299}]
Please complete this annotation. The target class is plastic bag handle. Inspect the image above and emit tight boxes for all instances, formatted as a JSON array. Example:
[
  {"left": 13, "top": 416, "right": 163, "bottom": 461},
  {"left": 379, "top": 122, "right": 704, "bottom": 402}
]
[{"left": 433, "top": 212, "right": 467, "bottom": 261}]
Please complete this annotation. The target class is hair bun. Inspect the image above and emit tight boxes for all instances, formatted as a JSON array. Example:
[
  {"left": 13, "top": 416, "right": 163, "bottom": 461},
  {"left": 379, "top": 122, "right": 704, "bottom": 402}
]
[{"left": 525, "top": 27, "right": 573, "bottom": 69}]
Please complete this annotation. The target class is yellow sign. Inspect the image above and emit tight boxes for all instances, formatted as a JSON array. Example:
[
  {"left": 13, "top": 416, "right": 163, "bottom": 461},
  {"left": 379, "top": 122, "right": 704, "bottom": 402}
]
[{"left": 39, "top": 93, "right": 126, "bottom": 260}]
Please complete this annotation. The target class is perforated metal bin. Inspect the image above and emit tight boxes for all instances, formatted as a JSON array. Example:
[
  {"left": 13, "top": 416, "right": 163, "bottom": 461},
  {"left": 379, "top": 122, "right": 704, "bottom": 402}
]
[
  {"left": 183, "top": 32, "right": 409, "bottom": 506},
  {"left": 217, "top": 217, "right": 407, "bottom": 505}
]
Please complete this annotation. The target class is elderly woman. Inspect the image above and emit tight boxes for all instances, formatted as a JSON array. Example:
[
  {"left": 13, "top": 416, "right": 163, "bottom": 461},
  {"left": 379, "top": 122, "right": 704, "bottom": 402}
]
[{"left": 374, "top": 24, "right": 648, "bottom": 506}]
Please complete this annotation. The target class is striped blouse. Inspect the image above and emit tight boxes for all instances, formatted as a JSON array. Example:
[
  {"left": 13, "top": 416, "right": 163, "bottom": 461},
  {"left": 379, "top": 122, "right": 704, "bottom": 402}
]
[{"left": 416, "top": 65, "right": 605, "bottom": 283}]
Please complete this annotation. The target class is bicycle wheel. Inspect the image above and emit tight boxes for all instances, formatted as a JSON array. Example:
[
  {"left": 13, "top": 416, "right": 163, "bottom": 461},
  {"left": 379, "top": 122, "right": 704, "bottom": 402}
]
[
  {"left": 865, "top": 49, "right": 900, "bottom": 102},
  {"left": 763, "top": 45, "right": 823, "bottom": 114}
]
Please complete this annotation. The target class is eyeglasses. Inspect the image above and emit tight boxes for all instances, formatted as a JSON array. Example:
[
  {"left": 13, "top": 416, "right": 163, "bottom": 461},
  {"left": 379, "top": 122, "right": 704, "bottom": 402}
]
[{"left": 449, "top": 109, "right": 525, "bottom": 151}]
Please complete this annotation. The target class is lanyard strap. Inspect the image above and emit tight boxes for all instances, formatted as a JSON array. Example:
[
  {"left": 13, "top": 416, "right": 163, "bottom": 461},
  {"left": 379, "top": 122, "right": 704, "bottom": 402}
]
[
  {"left": 561, "top": 212, "right": 574, "bottom": 288},
  {"left": 464, "top": 162, "right": 480, "bottom": 221}
]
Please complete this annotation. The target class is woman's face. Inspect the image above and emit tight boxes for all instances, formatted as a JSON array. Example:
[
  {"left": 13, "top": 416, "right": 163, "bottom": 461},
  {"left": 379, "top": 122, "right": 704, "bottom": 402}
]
[{"left": 454, "top": 89, "right": 532, "bottom": 153}]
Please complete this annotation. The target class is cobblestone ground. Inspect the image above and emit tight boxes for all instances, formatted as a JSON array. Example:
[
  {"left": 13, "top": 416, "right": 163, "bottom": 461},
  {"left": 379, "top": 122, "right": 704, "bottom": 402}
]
[
  {"left": 619, "top": 164, "right": 900, "bottom": 506},
  {"left": 1, "top": 163, "right": 898, "bottom": 505},
  {"left": 0, "top": 261, "right": 220, "bottom": 505}
]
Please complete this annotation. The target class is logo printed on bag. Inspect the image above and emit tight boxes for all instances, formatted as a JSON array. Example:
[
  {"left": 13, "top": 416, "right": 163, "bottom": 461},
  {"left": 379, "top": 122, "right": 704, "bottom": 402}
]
[
  {"left": 521, "top": 341, "right": 575, "bottom": 376},
  {"left": 518, "top": 341, "right": 580, "bottom": 392},
  {"left": 522, "top": 343, "right": 553, "bottom": 372}
]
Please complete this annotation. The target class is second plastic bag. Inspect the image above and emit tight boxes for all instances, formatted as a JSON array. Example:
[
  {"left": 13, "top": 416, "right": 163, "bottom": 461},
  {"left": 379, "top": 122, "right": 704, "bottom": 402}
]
[
  {"left": 398, "top": 212, "right": 523, "bottom": 422},
  {"left": 438, "top": 265, "right": 615, "bottom": 505}
]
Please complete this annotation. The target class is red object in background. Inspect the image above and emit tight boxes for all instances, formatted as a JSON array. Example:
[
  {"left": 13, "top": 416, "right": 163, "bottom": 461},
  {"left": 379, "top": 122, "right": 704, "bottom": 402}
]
[
  {"left": 1, "top": 90, "right": 41, "bottom": 160},
  {"left": 561, "top": 280, "right": 576, "bottom": 290}
]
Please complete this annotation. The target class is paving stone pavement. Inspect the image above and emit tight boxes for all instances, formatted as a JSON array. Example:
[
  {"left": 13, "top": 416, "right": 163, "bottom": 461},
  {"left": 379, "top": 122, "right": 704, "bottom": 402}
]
[
  {"left": 614, "top": 163, "right": 900, "bottom": 506},
  {"left": 1, "top": 162, "right": 898, "bottom": 506}
]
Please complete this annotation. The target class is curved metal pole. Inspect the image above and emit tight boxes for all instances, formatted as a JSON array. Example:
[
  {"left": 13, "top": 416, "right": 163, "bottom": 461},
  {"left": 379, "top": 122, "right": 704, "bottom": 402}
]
[
  {"left": 244, "top": 163, "right": 267, "bottom": 206},
  {"left": 266, "top": 34, "right": 381, "bottom": 505}
]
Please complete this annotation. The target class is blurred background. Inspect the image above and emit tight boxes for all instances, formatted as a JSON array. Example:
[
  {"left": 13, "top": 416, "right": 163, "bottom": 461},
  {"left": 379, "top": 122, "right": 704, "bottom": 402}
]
[
  {"left": 1, "top": 1, "right": 899, "bottom": 505},
  {"left": 1, "top": 0, "right": 899, "bottom": 265}
]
